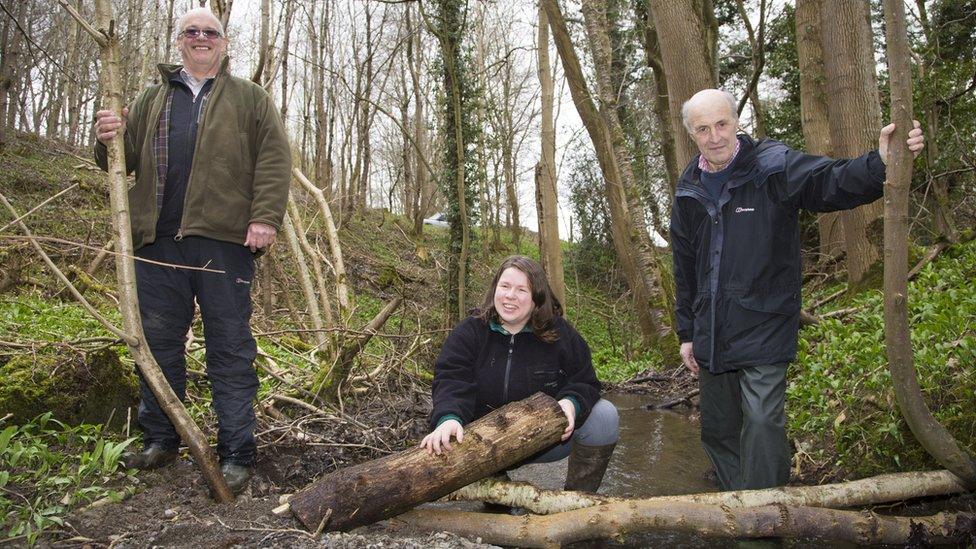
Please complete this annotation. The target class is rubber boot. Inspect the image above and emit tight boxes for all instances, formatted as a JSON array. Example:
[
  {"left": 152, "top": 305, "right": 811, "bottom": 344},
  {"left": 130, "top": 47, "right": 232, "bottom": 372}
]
[
  {"left": 122, "top": 443, "right": 178, "bottom": 470},
  {"left": 564, "top": 442, "right": 616, "bottom": 492},
  {"left": 220, "top": 463, "right": 253, "bottom": 494}
]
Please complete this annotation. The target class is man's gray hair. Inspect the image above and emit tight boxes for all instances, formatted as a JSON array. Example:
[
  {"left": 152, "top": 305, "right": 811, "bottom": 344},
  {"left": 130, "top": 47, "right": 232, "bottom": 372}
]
[
  {"left": 176, "top": 7, "right": 224, "bottom": 35},
  {"left": 681, "top": 90, "right": 738, "bottom": 133}
]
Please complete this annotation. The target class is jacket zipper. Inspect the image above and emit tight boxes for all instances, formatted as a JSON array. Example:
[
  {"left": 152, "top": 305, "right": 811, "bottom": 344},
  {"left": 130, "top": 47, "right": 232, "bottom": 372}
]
[
  {"left": 175, "top": 76, "right": 220, "bottom": 241},
  {"left": 502, "top": 334, "right": 515, "bottom": 403},
  {"left": 676, "top": 184, "right": 724, "bottom": 371}
]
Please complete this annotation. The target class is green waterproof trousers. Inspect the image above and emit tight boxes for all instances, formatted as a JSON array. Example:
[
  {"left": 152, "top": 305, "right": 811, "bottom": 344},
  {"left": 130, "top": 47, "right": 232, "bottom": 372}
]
[{"left": 698, "top": 364, "right": 790, "bottom": 491}]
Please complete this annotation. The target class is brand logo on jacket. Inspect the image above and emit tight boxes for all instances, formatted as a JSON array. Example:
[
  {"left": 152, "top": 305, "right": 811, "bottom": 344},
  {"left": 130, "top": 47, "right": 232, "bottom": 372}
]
[{"left": 735, "top": 207, "right": 756, "bottom": 213}]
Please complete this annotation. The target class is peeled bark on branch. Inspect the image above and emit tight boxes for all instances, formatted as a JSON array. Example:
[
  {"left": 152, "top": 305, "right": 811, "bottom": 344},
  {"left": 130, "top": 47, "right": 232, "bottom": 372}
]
[
  {"left": 282, "top": 208, "right": 329, "bottom": 350},
  {"left": 395, "top": 503, "right": 972, "bottom": 547},
  {"left": 288, "top": 392, "right": 567, "bottom": 532},
  {"left": 293, "top": 167, "right": 351, "bottom": 320},
  {"left": 881, "top": 0, "right": 976, "bottom": 488},
  {"left": 56, "top": 0, "right": 233, "bottom": 502},
  {"left": 446, "top": 469, "right": 970, "bottom": 515}
]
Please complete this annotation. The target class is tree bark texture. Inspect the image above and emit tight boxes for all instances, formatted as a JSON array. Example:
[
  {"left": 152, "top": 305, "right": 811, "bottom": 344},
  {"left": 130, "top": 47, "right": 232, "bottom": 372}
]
[
  {"left": 288, "top": 392, "right": 566, "bottom": 532},
  {"left": 58, "top": 0, "right": 233, "bottom": 503},
  {"left": 396, "top": 503, "right": 972, "bottom": 547},
  {"left": 541, "top": 0, "right": 668, "bottom": 347},
  {"left": 637, "top": 11, "right": 679, "bottom": 193},
  {"left": 294, "top": 167, "right": 352, "bottom": 321},
  {"left": 446, "top": 469, "right": 970, "bottom": 515},
  {"left": 536, "top": 6, "right": 566, "bottom": 306},
  {"left": 282, "top": 206, "right": 329, "bottom": 350},
  {"left": 646, "top": 0, "right": 716, "bottom": 168},
  {"left": 881, "top": 0, "right": 976, "bottom": 489},
  {"left": 795, "top": 0, "right": 843, "bottom": 261},
  {"left": 821, "top": 0, "right": 883, "bottom": 288}
]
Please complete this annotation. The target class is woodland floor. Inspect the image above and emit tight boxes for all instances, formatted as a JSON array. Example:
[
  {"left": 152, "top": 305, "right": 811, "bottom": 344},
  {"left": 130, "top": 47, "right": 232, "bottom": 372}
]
[{"left": 31, "top": 369, "right": 705, "bottom": 548}]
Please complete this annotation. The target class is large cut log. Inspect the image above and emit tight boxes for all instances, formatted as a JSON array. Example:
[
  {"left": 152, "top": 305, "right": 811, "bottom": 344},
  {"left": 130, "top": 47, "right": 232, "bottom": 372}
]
[
  {"left": 446, "top": 469, "right": 970, "bottom": 515},
  {"left": 394, "top": 503, "right": 975, "bottom": 547},
  {"left": 288, "top": 392, "right": 567, "bottom": 532}
]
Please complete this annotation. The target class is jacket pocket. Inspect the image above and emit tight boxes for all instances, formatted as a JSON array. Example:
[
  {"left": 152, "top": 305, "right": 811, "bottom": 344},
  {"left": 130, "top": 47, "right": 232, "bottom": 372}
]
[
  {"left": 691, "top": 293, "right": 712, "bottom": 365},
  {"left": 203, "top": 156, "right": 252, "bottom": 237},
  {"left": 531, "top": 368, "right": 564, "bottom": 394},
  {"left": 720, "top": 290, "right": 799, "bottom": 365}
]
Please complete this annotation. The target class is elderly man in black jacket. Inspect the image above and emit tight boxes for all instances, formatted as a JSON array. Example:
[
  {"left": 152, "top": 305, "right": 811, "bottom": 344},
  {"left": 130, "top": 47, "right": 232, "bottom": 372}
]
[{"left": 670, "top": 89, "right": 924, "bottom": 490}]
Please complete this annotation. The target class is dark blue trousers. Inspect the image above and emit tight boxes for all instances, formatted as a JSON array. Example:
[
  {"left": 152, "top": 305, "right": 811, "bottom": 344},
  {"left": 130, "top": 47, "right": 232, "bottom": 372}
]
[{"left": 134, "top": 236, "right": 258, "bottom": 465}]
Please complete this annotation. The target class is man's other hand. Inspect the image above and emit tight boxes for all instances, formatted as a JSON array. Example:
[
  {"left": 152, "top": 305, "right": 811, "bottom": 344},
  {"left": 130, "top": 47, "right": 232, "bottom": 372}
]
[
  {"left": 879, "top": 120, "right": 924, "bottom": 165},
  {"left": 244, "top": 222, "right": 277, "bottom": 252},
  {"left": 680, "top": 341, "right": 699, "bottom": 377},
  {"left": 94, "top": 108, "right": 129, "bottom": 145}
]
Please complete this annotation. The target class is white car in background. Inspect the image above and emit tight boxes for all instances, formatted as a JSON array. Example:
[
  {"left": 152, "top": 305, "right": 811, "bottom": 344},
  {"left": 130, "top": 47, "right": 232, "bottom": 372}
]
[{"left": 423, "top": 213, "right": 449, "bottom": 227}]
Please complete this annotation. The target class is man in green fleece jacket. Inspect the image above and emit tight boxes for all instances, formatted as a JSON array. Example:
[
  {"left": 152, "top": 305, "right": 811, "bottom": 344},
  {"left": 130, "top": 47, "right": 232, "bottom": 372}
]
[{"left": 93, "top": 7, "right": 291, "bottom": 493}]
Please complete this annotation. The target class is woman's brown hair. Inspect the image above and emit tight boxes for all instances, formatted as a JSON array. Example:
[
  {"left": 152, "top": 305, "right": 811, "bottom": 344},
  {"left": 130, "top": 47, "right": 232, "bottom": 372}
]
[{"left": 476, "top": 255, "right": 563, "bottom": 342}]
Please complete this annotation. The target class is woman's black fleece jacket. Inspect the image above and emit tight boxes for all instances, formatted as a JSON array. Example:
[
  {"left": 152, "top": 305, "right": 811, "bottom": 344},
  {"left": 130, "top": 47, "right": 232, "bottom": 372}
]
[{"left": 429, "top": 315, "right": 601, "bottom": 431}]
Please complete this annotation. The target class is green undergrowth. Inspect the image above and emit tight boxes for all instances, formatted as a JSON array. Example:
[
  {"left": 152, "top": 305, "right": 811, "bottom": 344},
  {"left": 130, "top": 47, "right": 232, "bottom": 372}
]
[
  {"left": 789, "top": 239, "right": 976, "bottom": 478},
  {"left": 0, "top": 413, "right": 136, "bottom": 546}
]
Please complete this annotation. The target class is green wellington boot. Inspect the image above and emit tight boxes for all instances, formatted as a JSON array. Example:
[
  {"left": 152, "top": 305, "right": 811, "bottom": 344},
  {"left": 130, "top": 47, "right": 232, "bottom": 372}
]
[
  {"left": 564, "top": 442, "right": 616, "bottom": 493},
  {"left": 122, "top": 443, "right": 178, "bottom": 470},
  {"left": 220, "top": 463, "right": 253, "bottom": 494}
]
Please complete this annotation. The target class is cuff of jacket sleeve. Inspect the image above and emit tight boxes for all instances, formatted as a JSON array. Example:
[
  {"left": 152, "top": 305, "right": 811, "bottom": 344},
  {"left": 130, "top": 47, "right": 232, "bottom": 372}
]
[
  {"left": 867, "top": 150, "right": 887, "bottom": 183},
  {"left": 562, "top": 396, "right": 581, "bottom": 419},
  {"left": 677, "top": 330, "right": 693, "bottom": 343},
  {"left": 436, "top": 414, "right": 463, "bottom": 427}
]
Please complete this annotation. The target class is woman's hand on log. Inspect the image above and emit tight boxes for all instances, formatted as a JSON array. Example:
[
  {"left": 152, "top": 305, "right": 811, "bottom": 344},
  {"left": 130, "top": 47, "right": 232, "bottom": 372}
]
[
  {"left": 558, "top": 398, "right": 576, "bottom": 441},
  {"left": 421, "top": 419, "right": 463, "bottom": 455}
]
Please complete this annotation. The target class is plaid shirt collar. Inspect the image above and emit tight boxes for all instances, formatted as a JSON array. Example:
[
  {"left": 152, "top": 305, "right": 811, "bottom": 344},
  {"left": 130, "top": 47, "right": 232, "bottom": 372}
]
[{"left": 698, "top": 137, "right": 742, "bottom": 173}]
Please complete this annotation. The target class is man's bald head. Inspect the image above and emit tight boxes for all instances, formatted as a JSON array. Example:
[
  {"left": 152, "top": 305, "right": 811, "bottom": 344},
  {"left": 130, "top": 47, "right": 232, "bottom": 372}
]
[
  {"left": 682, "top": 89, "right": 741, "bottom": 171},
  {"left": 177, "top": 7, "right": 224, "bottom": 36},
  {"left": 681, "top": 89, "right": 738, "bottom": 133}
]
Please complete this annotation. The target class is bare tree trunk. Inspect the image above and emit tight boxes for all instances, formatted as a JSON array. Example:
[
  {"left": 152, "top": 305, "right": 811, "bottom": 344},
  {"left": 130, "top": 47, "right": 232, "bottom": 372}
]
[
  {"left": 647, "top": 0, "right": 716, "bottom": 168},
  {"left": 795, "top": 0, "right": 843, "bottom": 262},
  {"left": 0, "top": 0, "right": 26, "bottom": 148},
  {"left": 536, "top": 5, "right": 566, "bottom": 306},
  {"left": 56, "top": 0, "right": 233, "bottom": 503},
  {"left": 636, "top": 9, "right": 679, "bottom": 192},
  {"left": 734, "top": 0, "right": 767, "bottom": 137},
  {"left": 294, "top": 168, "right": 352, "bottom": 321},
  {"left": 250, "top": 0, "right": 270, "bottom": 83},
  {"left": 282, "top": 202, "right": 331, "bottom": 350},
  {"left": 542, "top": 0, "right": 667, "bottom": 347},
  {"left": 881, "top": 0, "right": 976, "bottom": 489},
  {"left": 821, "top": 0, "right": 883, "bottom": 288},
  {"left": 406, "top": 5, "right": 429, "bottom": 235}
]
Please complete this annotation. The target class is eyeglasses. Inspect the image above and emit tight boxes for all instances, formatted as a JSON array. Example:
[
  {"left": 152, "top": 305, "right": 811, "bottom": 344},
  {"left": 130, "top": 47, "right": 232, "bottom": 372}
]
[{"left": 179, "top": 28, "right": 223, "bottom": 40}]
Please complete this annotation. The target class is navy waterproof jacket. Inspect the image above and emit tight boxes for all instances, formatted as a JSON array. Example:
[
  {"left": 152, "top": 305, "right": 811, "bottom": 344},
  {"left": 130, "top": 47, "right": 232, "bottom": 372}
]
[
  {"left": 670, "top": 134, "right": 887, "bottom": 374},
  {"left": 429, "top": 315, "right": 601, "bottom": 431}
]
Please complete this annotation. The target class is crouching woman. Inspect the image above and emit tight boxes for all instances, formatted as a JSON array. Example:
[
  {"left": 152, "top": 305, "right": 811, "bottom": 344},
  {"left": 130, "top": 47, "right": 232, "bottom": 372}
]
[{"left": 420, "top": 255, "right": 619, "bottom": 492}]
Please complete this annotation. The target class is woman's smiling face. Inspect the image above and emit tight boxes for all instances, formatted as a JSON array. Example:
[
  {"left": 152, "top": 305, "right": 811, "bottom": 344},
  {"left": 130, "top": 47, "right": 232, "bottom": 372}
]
[{"left": 493, "top": 267, "right": 535, "bottom": 333}]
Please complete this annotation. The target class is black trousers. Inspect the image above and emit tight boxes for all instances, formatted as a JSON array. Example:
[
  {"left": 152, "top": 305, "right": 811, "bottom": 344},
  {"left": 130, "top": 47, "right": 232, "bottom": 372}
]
[{"left": 134, "top": 236, "right": 258, "bottom": 465}]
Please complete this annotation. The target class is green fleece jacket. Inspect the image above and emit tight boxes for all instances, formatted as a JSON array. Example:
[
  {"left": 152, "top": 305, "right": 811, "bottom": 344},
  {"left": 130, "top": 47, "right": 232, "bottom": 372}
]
[{"left": 94, "top": 58, "right": 291, "bottom": 250}]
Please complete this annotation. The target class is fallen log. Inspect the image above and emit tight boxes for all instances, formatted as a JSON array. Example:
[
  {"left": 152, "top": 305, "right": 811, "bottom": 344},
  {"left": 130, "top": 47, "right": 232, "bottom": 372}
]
[
  {"left": 288, "top": 392, "right": 566, "bottom": 532},
  {"left": 445, "top": 469, "right": 969, "bottom": 515},
  {"left": 393, "top": 503, "right": 974, "bottom": 547}
]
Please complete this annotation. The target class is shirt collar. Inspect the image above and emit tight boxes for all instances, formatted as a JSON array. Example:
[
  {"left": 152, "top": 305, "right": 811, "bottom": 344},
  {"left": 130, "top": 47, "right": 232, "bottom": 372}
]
[
  {"left": 489, "top": 320, "right": 533, "bottom": 335},
  {"left": 698, "top": 137, "right": 742, "bottom": 174}
]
